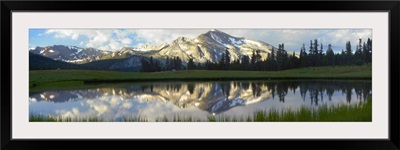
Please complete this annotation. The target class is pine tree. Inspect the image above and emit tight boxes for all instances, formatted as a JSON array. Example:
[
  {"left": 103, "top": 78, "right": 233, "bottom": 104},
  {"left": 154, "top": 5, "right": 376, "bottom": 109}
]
[
  {"left": 299, "top": 43, "right": 308, "bottom": 67},
  {"left": 149, "top": 56, "right": 154, "bottom": 71},
  {"left": 225, "top": 48, "right": 231, "bottom": 69},
  {"left": 251, "top": 50, "right": 256, "bottom": 70},
  {"left": 320, "top": 43, "right": 324, "bottom": 66},
  {"left": 313, "top": 39, "right": 319, "bottom": 66},
  {"left": 354, "top": 39, "right": 363, "bottom": 65},
  {"left": 187, "top": 57, "right": 195, "bottom": 70},
  {"left": 241, "top": 55, "right": 250, "bottom": 70},
  {"left": 219, "top": 54, "right": 225, "bottom": 70},
  {"left": 341, "top": 49, "right": 346, "bottom": 65},
  {"left": 326, "top": 44, "right": 335, "bottom": 66},
  {"left": 276, "top": 43, "right": 288, "bottom": 70},
  {"left": 255, "top": 50, "right": 262, "bottom": 70},
  {"left": 140, "top": 58, "right": 150, "bottom": 72},
  {"left": 309, "top": 40, "right": 315, "bottom": 66},
  {"left": 362, "top": 42, "right": 368, "bottom": 63},
  {"left": 367, "top": 38, "right": 372, "bottom": 63},
  {"left": 345, "top": 41, "right": 352, "bottom": 65},
  {"left": 154, "top": 60, "right": 161, "bottom": 72},
  {"left": 288, "top": 52, "right": 298, "bottom": 69},
  {"left": 268, "top": 47, "right": 277, "bottom": 71},
  {"left": 176, "top": 57, "right": 182, "bottom": 70},
  {"left": 165, "top": 57, "right": 170, "bottom": 70},
  {"left": 225, "top": 48, "right": 231, "bottom": 64},
  {"left": 270, "top": 47, "right": 276, "bottom": 61},
  {"left": 196, "top": 62, "right": 203, "bottom": 70},
  {"left": 206, "top": 60, "right": 212, "bottom": 70}
]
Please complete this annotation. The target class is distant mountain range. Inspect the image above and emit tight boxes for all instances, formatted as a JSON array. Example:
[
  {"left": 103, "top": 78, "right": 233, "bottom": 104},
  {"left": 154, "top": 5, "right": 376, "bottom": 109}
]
[{"left": 30, "top": 29, "right": 298, "bottom": 71}]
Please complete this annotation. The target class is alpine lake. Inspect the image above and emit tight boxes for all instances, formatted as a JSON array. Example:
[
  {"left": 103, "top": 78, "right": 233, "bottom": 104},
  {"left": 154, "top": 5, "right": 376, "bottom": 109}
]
[{"left": 29, "top": 80, "right": 372, "bottom": 122}]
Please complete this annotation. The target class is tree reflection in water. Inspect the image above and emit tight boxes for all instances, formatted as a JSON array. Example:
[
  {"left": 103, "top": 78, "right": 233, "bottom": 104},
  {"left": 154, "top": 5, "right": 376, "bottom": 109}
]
[{"left": 29, "top": 80, "right": 371, "bottom": 120}]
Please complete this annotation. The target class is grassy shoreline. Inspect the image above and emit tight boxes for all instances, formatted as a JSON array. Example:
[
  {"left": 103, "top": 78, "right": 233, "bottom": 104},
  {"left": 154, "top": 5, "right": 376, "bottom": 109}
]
[
  {"left": 30, "top": 65, "right": 371, "bottom": 88},
  {"left": 30, "top": 97, "right": 371, "bottom": 122}
]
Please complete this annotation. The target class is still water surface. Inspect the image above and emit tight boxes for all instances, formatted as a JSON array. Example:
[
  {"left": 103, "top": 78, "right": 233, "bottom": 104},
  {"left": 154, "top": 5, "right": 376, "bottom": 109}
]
[{"left": 29, "top": 80, "right": 371, "bottom": 121}]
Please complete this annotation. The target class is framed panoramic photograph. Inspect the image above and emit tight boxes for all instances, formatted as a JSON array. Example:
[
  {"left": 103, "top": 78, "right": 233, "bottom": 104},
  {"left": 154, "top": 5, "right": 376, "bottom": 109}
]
[{"left": 1, "top": 0, "right": 399, "bottom": 149}]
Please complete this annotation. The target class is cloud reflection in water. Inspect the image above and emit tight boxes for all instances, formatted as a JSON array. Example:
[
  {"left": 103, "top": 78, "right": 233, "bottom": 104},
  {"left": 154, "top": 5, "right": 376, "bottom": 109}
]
[{"left": 29, "top": 80, "right": 371, "bottom": 121}]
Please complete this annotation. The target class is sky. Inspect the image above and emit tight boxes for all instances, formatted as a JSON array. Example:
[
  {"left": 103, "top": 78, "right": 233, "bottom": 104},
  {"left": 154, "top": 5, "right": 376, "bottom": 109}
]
[{"left": 29, "top": 29, "right": 372, "bottom": 53}]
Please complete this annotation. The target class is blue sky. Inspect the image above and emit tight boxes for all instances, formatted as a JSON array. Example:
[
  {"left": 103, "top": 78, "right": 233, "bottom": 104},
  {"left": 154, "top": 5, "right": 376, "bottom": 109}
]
[{"left": 29, "top": 29, "right": 372, "bottom": 53}]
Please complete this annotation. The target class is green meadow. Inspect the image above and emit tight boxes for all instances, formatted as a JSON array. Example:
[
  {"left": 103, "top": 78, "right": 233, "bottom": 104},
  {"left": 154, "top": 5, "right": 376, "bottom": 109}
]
[{"left": 30, "top": 65, "right": 371, "bottom": 88}]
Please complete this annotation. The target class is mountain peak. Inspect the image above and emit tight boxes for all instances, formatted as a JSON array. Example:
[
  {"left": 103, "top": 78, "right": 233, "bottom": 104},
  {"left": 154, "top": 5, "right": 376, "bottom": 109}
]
[
  {"left": 210, "top": 29, "right": 226, "bottom": 32},
  {"left": 205, "top": 29, "right": 232, "bottom": 37},
  {"left": 207, "top": 29, "right": 224, "bottom": 33}
]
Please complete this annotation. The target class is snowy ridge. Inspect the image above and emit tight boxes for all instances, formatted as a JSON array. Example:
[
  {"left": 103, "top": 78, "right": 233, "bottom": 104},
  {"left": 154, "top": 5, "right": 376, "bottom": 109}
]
[{"left": 30, "top": 45, "right": 111, "bottom": 64}]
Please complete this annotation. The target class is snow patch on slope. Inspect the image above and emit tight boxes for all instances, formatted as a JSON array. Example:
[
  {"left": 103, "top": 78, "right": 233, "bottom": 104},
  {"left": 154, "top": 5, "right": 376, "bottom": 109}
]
[
  {"left": 229, "top": 38, "right": 244, "bottom": 47},
  {"left": 75, "top": 49, "right": 83, "bottom": 54},
  {"left": 64, "top": 59, "right": 85, "bottom": 63},
  {"left": 245, "top": 39, "right": 262, "bottom": 47},
  {"left": 184, "top": 50, "right": 191, "bottom": 55},
  {"left": 133, "top": 48, "right": 146, "bottom": 51},
  {"left": 210, "top": 33, "right": 227, "bottom": 47}
]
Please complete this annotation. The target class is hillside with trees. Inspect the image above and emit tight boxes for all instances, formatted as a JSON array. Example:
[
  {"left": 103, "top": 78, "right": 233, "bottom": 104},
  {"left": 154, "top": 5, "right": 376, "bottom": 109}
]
[
  {"left": 175, "top": 38, "right": 372, "bottom": 72},
  {"left": 29, "top": 52, "right": 89, "bottom": 70}
]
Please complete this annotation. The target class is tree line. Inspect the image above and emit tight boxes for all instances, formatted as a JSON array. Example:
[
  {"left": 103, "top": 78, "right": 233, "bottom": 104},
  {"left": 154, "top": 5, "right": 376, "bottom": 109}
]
[
  {"left": 140, "top": 38, "right": 372, "bottom": 72},
  {"left": 188, "top": 38, "right": 372, "bottom": 71},
  {"left": 140, "top": 56, "right": 184, "bottom": 72}
]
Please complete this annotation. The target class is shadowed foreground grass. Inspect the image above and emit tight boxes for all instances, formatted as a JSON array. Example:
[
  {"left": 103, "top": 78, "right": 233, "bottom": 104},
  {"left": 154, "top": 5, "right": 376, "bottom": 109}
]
[{"left": 30, "top": 97, "right": 371, "bottom": 122}]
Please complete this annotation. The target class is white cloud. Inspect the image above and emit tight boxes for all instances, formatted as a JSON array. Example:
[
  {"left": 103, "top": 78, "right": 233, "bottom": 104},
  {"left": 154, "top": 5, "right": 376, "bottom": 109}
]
[
  {"left": 121, "top": 38, "right": 132, "bottom": 45},
  {"left": 85, "top": 31, "right": 110, "bottom": 48},
  {"left": 45, "top": 29, "right": 81, "bottom": 40},
  {"left": 45, "top": 29, "right": 133, "bottom": 50},
  {"left": 108, "top": 39, "right": 122, "bottom": 50}
]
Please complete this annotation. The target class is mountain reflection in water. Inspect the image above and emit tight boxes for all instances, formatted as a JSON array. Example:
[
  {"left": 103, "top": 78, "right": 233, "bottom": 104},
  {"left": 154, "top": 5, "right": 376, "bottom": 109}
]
[{"left": 29, "top": 80, "right": 371, "bottom": 121}]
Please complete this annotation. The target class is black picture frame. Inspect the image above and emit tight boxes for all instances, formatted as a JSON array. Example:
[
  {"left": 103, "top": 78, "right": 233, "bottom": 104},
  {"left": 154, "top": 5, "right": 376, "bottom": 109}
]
[{"left": 1, "top": 1, "right": 399, "bottom": 149}]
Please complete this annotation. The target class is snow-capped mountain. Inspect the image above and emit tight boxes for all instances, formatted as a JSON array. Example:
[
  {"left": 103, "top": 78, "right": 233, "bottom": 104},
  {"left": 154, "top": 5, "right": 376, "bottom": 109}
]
[
  {"left": 30, "top": 30, "right": 298, "bottom": 67},
  {"left": 29, "top": 45, "right": 112, "bottom": 64},
  {"left": 113, "top": 29, "right": 287, "bottom": 63}
]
